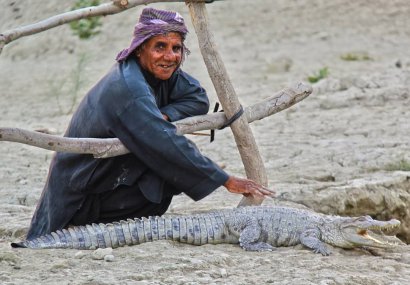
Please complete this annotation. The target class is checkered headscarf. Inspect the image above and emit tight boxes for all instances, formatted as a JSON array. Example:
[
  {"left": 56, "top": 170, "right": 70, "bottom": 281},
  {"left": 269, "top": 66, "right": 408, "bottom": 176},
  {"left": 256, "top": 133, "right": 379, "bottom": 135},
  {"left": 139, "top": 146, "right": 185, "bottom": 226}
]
[{"left": 116, "top": 7, "right": 189, "bottom": 62}]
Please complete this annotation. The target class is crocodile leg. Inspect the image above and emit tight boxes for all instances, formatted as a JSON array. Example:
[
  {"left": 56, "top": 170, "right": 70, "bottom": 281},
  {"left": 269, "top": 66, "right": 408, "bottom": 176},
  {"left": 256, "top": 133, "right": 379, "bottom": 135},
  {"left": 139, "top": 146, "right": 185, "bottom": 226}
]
[
  {"left": 226, "top": 214, "right": 274, "bottom": 252},
  {"left": 299, "top": 228, "right": 331, "bottom": 256}
]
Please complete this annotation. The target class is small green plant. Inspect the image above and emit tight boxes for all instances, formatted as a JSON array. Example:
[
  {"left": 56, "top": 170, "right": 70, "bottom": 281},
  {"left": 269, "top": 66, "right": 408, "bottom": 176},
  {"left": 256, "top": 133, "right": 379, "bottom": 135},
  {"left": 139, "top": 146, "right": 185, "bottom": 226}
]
[
  {"left": 307, "top": 67, "right": 329, "bottom": 83},
  {"left": 49, "top": 53, "right": 89, "bottom": 115},
  {"left": 340, "top": 52, "right": 372, "bottom": 61},
  {"left": 69, "top": 0, "right": 102, "bottom": 39},
  {"left": 384, "top": 159, "right": 410, "bottom": 171}
]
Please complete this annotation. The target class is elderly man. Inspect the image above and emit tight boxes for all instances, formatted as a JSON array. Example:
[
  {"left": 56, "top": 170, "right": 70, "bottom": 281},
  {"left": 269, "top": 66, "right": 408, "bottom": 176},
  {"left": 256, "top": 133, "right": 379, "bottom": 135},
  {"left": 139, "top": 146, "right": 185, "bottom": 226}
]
[{"left": 26, "top": 7, "right": 274, "bottom": 240}]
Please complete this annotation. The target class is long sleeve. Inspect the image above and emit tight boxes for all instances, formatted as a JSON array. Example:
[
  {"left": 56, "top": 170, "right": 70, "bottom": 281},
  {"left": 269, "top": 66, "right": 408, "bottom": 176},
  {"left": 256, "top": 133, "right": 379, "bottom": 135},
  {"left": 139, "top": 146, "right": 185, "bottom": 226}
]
[
  {"left": 159, "top": 69, "right": 210, "bottom": 122},
  {"left": 113, "top": 94, "right": 228, "bottom": 200}
]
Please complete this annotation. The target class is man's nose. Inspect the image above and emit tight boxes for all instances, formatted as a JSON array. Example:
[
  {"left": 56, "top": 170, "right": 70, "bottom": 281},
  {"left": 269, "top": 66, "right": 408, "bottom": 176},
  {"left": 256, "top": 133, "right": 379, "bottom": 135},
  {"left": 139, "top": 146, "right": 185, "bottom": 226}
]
[{"left": 163, "top": 48, "right": 177, "bottom": 61}]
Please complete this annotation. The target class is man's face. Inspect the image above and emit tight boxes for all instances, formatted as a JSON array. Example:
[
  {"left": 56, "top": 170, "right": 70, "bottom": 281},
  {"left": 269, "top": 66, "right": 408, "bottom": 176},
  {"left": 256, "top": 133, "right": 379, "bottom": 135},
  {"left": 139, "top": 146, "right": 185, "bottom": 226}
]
[{"left": 137, "top": 32, "right": 183, "bottom": 80}]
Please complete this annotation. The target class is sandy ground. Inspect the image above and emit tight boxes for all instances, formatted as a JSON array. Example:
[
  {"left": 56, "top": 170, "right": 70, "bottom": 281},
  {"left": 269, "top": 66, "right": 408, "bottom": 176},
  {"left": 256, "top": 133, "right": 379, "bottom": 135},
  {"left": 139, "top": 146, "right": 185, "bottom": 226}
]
[{"left": 1, "top": 0, "right": 410, "bottom": 284}]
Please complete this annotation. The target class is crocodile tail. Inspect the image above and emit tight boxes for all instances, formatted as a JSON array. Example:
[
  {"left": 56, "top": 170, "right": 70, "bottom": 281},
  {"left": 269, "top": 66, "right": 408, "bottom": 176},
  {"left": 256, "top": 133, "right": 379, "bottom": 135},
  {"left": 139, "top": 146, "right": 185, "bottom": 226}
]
[
  {"left": 11, "top": 216, "right": 181, "bottom": 249},
  {"left": 11, "top": 214, "right": 222, "bottom": 249},
  {"left": 11, "top": 241, "right": 27, "bottom": 248}
]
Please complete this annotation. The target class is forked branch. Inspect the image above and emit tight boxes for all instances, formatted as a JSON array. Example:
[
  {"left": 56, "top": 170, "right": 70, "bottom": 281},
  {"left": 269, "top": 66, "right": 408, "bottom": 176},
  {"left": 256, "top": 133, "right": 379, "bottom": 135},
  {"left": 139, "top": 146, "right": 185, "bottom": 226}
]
[{"left": 0, "top": 83, "right": 311, "bottom": 158}]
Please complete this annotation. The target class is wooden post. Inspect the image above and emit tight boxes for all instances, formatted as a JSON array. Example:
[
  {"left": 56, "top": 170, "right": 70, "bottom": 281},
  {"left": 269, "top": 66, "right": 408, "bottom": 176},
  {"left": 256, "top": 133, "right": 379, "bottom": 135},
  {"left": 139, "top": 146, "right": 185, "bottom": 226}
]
[{"left": 187, "top": 1, "right": 268, "bottom": 206}]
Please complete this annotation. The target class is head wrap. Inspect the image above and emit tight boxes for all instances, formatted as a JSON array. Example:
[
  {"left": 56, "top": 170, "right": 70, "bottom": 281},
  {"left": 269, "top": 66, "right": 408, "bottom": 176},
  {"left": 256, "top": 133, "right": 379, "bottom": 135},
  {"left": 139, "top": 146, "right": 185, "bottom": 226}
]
[{"left": 116, "top": 7, "right": 189, "bottom": 62}]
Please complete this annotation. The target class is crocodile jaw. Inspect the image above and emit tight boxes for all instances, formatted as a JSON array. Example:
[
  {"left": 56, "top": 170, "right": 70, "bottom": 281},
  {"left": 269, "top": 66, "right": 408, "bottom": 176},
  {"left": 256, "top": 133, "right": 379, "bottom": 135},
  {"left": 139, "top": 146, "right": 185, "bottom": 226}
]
[
  {"left": 340, "top": 217, "right": 404, "bottom": 248},
  {"left": 349, "top": 228, "right": 405, "bottom": 248}
]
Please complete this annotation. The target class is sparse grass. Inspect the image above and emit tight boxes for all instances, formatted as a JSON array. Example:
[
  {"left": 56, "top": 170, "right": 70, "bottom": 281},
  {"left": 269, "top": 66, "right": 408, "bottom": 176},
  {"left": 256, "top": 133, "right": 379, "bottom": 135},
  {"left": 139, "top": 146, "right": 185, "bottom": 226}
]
[
  {"left": 384, "top": 159, "right": 410, "bottom": 171},
  {"left": 49, "top": 53, "right": 89, "bottom": 115},
  {"left": 307, "top": 67, "right": 329, "bottom": 83},
  {"left": 340, "top": 52, "right": 373, "bottom": 61},
  {"left": 69, "top": 0, "right": 102, "bottom": 39}
]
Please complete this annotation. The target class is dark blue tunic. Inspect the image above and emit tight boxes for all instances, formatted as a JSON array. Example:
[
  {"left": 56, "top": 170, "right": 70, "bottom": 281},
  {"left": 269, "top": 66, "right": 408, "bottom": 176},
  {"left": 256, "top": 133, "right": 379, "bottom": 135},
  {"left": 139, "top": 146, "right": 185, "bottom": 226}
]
[{"left": 26, "top": 58, "right": 229, "bottom": 239}]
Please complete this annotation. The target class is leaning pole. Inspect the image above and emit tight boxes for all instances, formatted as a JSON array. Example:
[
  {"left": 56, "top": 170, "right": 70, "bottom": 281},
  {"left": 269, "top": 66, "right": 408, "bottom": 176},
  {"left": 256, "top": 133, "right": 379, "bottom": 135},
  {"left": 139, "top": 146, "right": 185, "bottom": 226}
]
[{"left": 187, "top": 1, "right": 268, "bottom": 206}]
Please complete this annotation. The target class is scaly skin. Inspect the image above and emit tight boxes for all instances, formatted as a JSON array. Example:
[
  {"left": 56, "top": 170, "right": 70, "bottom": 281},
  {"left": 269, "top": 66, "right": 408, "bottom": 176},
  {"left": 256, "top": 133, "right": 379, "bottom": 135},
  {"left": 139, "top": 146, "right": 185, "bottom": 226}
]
[{"left": 11, "top": 206, "right": 404, "bottom": 255}]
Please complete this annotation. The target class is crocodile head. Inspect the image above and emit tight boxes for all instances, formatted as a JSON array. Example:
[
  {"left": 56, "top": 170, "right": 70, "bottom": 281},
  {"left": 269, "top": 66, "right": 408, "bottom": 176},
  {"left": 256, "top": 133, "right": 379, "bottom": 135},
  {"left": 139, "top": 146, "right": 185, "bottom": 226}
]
[{"left": 324, "top": 215, "right": 404, "bottom": 249}]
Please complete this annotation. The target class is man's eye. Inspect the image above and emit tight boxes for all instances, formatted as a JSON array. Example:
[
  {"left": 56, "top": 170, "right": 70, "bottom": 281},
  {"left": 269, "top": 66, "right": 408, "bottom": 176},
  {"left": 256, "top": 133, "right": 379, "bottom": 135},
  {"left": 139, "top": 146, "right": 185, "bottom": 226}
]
[
  {"left": 173, "top": 46, "right": 182, "bottom": 53},
  {"left": 155, "top": 44, "right": 166, "bottom": 50}
]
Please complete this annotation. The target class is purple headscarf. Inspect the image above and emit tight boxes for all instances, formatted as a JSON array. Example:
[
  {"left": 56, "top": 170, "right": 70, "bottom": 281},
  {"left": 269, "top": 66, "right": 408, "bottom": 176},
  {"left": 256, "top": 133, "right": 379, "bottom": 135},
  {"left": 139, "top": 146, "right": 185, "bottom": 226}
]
[{"left": 116, "top": 7, "right": 189, "bottom": 62}]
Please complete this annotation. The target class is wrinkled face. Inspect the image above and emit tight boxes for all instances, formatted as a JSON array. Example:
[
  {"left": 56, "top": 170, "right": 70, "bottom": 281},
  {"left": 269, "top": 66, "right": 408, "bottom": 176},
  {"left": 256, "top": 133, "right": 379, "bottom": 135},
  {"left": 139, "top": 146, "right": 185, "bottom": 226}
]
[{"left": 137, "top": 32, "right": 183, "bottom": 80}]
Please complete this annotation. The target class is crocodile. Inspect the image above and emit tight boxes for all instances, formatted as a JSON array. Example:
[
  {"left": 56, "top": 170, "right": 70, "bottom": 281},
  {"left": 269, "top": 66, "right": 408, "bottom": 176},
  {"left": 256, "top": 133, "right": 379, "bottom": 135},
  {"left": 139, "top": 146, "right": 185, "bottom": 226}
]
[{"left": 11, "top": 206, "right": 403, "bottom": 255}]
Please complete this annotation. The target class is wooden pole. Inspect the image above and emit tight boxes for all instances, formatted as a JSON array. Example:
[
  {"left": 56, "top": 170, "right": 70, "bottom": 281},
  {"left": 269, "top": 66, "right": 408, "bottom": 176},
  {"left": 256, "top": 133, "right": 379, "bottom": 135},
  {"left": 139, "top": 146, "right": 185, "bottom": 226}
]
[{"left": 186, "top": 1, "right": 268, "bottom": 206}]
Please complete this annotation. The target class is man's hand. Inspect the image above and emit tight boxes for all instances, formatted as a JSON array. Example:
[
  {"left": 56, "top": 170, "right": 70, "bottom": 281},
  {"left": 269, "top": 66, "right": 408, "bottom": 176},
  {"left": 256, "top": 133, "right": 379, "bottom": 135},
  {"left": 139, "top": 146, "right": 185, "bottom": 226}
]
[
  {"left": 162, "top": 113, "right": 170, "bottom": 121},
  {"left": 223, "top": 176, "right": 275, "bottom": 199}
]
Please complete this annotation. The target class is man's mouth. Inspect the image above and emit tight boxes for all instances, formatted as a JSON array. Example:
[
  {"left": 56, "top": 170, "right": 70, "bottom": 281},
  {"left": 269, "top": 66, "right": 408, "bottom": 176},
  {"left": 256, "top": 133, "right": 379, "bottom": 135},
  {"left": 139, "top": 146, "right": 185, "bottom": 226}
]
[{"left": 158, "top": 63, "right": 176, "bottom": 70}]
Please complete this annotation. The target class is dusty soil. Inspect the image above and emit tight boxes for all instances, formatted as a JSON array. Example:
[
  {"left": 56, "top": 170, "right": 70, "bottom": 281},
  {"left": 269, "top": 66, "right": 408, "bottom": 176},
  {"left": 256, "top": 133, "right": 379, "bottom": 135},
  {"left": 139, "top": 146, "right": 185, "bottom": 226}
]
[{"left": 1, "top": 0, "right": 410, "bottom": 284}]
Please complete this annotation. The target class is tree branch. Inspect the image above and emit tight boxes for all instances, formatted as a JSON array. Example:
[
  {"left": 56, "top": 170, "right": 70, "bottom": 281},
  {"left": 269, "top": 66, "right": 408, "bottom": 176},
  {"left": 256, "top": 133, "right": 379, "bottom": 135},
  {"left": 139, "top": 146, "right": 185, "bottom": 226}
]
[
  {"left": 0, "top": 82, "right": 311, "bottom": 158},
  {"left": 0, "top": 0, "right": 220, "bottom": 55}
]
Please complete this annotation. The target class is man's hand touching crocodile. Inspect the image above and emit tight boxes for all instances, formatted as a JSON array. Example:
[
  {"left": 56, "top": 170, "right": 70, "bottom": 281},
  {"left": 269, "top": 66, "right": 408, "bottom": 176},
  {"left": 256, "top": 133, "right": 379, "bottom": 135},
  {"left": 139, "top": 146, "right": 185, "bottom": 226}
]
[{"left": 224, "top": 176, "right": 275, "bottom": 199}]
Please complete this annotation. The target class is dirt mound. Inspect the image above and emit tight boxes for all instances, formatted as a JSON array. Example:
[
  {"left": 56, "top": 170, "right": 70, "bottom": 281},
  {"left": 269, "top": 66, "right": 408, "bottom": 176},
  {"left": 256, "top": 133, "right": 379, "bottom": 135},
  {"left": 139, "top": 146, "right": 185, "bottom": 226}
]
[{"left": 1, "top": 0, "right": 410, "bottom": 284}]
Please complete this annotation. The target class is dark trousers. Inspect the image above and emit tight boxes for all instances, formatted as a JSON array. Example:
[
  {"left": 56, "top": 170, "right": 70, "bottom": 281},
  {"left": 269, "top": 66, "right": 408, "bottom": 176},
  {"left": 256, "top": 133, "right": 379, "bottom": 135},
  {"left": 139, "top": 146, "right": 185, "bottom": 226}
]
[{"left": 69, "top": 185, "right": 173, "bottom": 226}]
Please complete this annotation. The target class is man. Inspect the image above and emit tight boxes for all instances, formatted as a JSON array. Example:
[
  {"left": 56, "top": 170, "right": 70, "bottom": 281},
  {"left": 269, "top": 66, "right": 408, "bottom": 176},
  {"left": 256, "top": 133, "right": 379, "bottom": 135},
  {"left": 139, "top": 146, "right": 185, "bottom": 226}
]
[{"left": 26, "top": 7, "right": 274, "bottom": 240}]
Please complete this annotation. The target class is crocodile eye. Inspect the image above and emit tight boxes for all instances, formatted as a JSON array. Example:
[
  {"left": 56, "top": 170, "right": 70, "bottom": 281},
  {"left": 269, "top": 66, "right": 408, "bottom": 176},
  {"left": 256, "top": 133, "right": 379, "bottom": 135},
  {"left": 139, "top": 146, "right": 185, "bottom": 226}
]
[{"left": 356, "top": 216, "right": 369, "bottom": 222}]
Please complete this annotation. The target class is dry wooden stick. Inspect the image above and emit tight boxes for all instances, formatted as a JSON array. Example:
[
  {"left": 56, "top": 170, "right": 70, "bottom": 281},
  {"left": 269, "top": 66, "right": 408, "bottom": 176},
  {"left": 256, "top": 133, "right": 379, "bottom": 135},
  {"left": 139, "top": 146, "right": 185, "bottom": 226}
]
[
  {"left": 0, "top": 0, "right": 219, "bottom": 55},
  {"left": 0, "top": 83, "right": 311, "bottom": 158},
  {"left": 187, "top": 1, "right": 269, "bottom": 206}
]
